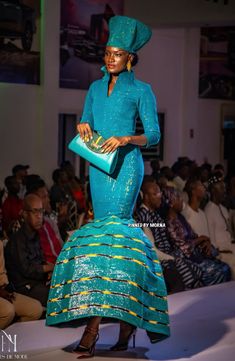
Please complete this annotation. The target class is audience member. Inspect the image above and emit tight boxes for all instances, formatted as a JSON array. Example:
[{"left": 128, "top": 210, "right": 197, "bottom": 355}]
[
  {"left": 50, "top": 168, "right": 71, "bottom": 211},
  {"left": 61, "top": 161, "right": 86, "bottom": 213},
  {"left": 28, "top": 179, "right": 63, "bottom": 263},
  {"left": 226, "top": 175, "right": 235, "bottom": 241},
  {"left": 12, "top": 164, "right": 29, "bottom": 199},
  {"left": 150, "top": 158, "right": 161, "bottom": 181},
  {"left": 214, "top": 163, "right": 225, "bottom": 177},
  {"left": 172, "top": 162, "right": 190, "bottom": 192},
  {"left": 160, "top": 166, "right": 176, "bottom": 188},
  {"left": 2, "top": 176, "right": 23, "bottom": 235},
  {"left": 163, "top": 187, "right": 230, "bottom": 285},
  {"left": 183, "top": 179, "right": 211, "bottom": 237},
  {"left": 205, "top": 173, "right": 235, "bottom": 278},
  {"left": 4, "top": 194, "right": 54, "bottom": 306},
  {"left": 0, "top": 239, "right": 43, "bottom": 329}
]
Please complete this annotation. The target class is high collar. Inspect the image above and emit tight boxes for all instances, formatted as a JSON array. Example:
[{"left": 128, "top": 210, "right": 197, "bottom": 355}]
[{"left": 101, "top": 66, "right": 135, "bottom": 86}]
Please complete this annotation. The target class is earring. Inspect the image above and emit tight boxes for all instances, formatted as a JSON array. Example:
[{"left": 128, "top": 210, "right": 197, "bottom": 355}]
[{"left": 127, "top": 60, "right": 132, "bottom": 72}]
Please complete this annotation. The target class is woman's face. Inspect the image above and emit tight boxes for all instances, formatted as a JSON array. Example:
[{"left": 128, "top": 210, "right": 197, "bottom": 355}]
[
  {"left": 172, "top": 194, "right": 183, "bottom": 213},
  {"left": 104, "top": 46, "right": 132, "bottom": 74}
]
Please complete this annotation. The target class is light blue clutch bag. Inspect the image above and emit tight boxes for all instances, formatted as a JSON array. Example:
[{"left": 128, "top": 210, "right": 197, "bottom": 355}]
[{"left": 68, "top": 131, "right": 119, "bottom": 174}]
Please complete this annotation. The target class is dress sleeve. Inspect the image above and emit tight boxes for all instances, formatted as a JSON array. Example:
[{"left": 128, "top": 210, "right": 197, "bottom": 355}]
[
  {"left": 79, "top": 84, "right": 94, "bottom": 128},
  {"left": 138, "top": 85, "right": 161, "bottom": 148}
]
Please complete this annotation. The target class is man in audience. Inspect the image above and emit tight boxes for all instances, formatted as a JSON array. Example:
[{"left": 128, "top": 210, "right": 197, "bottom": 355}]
[
  {"left": 0, "top": 238, "right": 43, "bottom": 329},
  {"left": 150, "top": 158, "right": 161, "bottom": 181},
  {"left": 2, "top": 176, "right": 23, "bottom": 235},
  {"left": 28, "top": 179, "right": 63, "bottom": 264},
  {"left": 172, "top": 162, "right": 190, "bottom": 193},
  {"left": 12, "top": 164, "right": 29, "bottom": 199},
  {"left": 4, "top": 194, "right": 54, "bottom": 306},
  {"left": 50, "top": 168, "right": 72, "bottom": 211},
  {"left": 160, "top": 166, "right": 176, "bottom": 188},
  {"left": 136, "top": 177, "right": 203, "bottom": 291},
  {"left": 205, "top": 173, "right": 235, "bottom": 278},
  {"left": 183, "top": 178, "right": 211, "bottom": 238}
]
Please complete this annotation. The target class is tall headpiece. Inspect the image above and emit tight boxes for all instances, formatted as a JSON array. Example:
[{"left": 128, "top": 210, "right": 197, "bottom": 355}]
[{"left": 106, "top": 15, "right": 152, "bottom": 53}]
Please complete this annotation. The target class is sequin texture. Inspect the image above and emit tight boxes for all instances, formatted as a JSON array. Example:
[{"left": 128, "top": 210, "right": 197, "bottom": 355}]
[{"left": 46, "top": 69, "right": 169, "bottom": 338}]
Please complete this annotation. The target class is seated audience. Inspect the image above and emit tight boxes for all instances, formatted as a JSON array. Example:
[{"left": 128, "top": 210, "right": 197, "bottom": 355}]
[
  {"left": 0, "top": 239, "right": 43, "bottom": 329},
  {"left": 160, "top": 166, "right": 176, "bottom": 188},
  {"left": 226, "top": 175, "right": 235, "bottom": 241},
  {"left": 163, "top": 187, "right": 230, "bottom": 285},
  {"left": 213, "top": 163, "right": 225, "bottom": 177},
  {"left": 28, "top": 179, "right": 63, "bottom": 263},
  {"left": 12, "top": 164, "right": 29, "bottom": 199},
  {"left": 136, "top": 177, "right": 203, "bottom": 291},
  {"left": 2, "top": 176, "right": 23, "bottom": 235},
  {"left": 150, "top": 158, "right": 161, "bottom": 181},
  {"left": 172, "top": 160, "right": 190, "bottom": 193},
  {"left": 183, "top": 178, "right": 211, "bottom": 238},
  {"left": 205, "top": 173, "right": 235, "bottom": 278},
  {"left": 50, "top": 168, "right": 72, "bottom": 211},
  {"left": 4, "top": 194, "right": 54, "bottom": 306},
  {"left": 60, "top": 161, "right": 86, "bottom": 213}
]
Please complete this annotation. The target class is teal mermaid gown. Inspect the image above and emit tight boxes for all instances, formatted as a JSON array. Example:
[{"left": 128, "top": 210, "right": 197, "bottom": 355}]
[{"left": 46, "top": 68, "right": 170, "bottom": 339}]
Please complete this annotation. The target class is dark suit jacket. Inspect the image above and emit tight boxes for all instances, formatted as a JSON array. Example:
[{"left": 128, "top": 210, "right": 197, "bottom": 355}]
[{"left": 4, "top": 223, "right": 46, "bottom": 290}]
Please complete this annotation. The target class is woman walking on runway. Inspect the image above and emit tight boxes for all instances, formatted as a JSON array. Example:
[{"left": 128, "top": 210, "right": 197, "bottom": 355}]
[{"left": 46, "top": 15, "right": 170, "bottom": 358}]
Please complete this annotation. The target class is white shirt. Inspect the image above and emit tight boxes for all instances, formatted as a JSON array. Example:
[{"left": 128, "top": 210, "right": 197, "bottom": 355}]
[
  {"left": 182, "top": 204, "right": 210, "bottom": 238},
  {"left": 173, "top": 176, "right": 186, "bottom": 192},
  {"left": 204, "top": 201, "right": 233, "bottom": 251}
]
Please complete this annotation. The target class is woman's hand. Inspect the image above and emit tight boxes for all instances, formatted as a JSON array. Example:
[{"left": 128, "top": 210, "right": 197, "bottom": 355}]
[
  {"left": 195, "top": 236, "right": 212, "bottom": 257},
  {"left": 77, "top": 122, "right": 93, "bottom": 141},
  {"left": 101, "top": 136, "right": 131, "bottom": 153}
]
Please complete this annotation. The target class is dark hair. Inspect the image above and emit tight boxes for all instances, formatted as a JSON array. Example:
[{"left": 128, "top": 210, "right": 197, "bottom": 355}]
[
  {"left": 26, "top": 177, "right": 46, "bottom": 194},
  {"left": 141, "top": 175, "right": 156, "bottom": 194},
  {"left": 60, "top": 160, "right": 72, "bottom": 168},
  {"left": 4, "top": 176, "right": 16, "bottom": 189},
  {"left": 52, "top": 168, "right": 63, "bottom": 183},
  {"left": 131, "top": 53, "right": 138, "bottom": 67},
  {"left": 214, "top": 163, "right": 224, "bottom": 171},
  {"left": 184, "top": 177, "right": 200, "bottom": 198}
]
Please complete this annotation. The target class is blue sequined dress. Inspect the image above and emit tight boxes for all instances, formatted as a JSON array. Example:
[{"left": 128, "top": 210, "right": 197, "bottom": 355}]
[{"left": 46, "top": 68, "right": 170, "bottom": 338}]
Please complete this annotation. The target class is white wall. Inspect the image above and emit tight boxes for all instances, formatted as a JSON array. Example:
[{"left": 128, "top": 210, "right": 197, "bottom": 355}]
[
  {"left": 125, "top": 0, "right": 235, "bottom": 27},
  {"left": 0, "top": 0, "right": 234, "bottom": 187},
  {"left": 0, "top": 0, "right": 86, "bottom": 186}
]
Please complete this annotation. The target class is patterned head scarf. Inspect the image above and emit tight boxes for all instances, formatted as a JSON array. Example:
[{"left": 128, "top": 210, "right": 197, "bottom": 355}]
[
  {"left": 162, "top": 187, "right": 181, "bottom": 207},
  {"left": 208, "top": 172, "right": 224, "bottom": 192}
]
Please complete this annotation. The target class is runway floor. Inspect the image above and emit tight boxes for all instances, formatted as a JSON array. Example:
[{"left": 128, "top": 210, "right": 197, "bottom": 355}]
[{"left": 2, "top": 281, "right": 235, "bottom": 361}]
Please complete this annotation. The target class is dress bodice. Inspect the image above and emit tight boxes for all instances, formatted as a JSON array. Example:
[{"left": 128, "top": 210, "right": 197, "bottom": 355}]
[{"left": 80, "top": 67, "right": 160, "bottom": 148}]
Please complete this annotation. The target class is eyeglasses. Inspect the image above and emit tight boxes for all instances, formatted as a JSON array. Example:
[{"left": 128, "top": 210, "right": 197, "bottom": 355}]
[{"left": 24, "top": 208, "right": 45, "bottom": 216}]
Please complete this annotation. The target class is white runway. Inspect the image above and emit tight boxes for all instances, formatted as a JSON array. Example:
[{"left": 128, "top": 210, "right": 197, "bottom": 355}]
[{"left": 2, "top": 281, "right": 235, "bottom": 361}]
